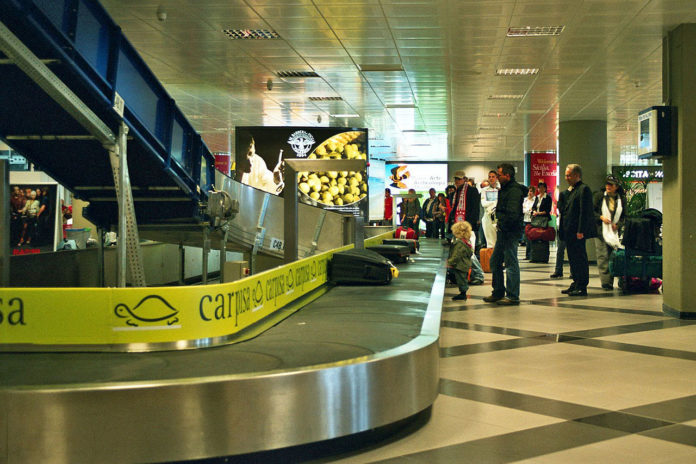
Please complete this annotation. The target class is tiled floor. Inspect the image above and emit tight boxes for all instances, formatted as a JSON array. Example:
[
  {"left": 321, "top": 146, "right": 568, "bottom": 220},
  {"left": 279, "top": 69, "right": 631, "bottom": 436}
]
[{"left": 325, "top": 241, "right": 696, "bottom": 463}]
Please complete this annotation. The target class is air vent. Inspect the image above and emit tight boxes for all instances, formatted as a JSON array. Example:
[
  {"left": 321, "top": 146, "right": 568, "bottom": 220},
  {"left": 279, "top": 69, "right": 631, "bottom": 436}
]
[
  {"left": 483, "top": 113, "right": 513, "bottom": 117},
  {"left": 276, "top": 71, "right": 320, "bottom": 78},
  {"left": 488, "top": 95, "right": 524, "bottom": 100},
  {"left": 308, "top": 96, "right": 343, "bottom": 101},
  {"left": 360, "top": 64, "right": 404, "bottom": 72},
  {"left": 402, "top": 129, "right": 426, "bottom": 133},
  {"left": 496, "top": 68, "right": 539, "bottom": 76},
  {"left": 479, "top": 126, "right": 505, "bottom": 131},
  {"left": 507, "top": 26, "right": 564, "bottom": 37},
  {"left": 222, "top": 29, "right": 279, "bottom": 40}
]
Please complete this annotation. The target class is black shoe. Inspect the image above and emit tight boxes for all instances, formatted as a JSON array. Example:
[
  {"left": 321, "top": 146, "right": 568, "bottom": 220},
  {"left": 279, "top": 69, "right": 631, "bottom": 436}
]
[
  {"left": 568, "top": 289, "right": 588, "bottom": 296},
  {"left": 496, "top": 297, "right": 520, "bottom": 306},
  {"left": 550, "top": 273, "right": 563, "bottom": 279},
  {"left": 483, "top": 294, "right": 503, "bottom": 303},
  {"left": 601, "top": 284, "right": 613, "bottom": 290},
  {"left": 452, "top": 293, "right": 467, "bottom": 301},
  {"left": 561, "top": 286, "right": 576, "bottom": 294}
]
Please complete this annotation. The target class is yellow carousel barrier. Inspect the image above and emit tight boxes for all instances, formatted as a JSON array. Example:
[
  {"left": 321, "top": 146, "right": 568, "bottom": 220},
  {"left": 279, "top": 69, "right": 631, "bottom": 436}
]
[{"left": 0, "top": 231, "right": 395, "bottom": 351}]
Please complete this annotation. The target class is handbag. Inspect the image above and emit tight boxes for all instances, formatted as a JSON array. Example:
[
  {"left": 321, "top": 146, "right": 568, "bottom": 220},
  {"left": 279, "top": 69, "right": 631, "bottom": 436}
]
[{"left": 531, "top": 215, "right": 549, "bottom": 228}]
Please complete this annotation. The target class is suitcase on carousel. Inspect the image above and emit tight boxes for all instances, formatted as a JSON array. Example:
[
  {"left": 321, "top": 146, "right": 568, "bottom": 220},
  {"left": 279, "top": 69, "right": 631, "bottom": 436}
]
[
  {"left": 367, "top": 244, "right": 410, "bottom": 264},
  {"left": 479, "top": 247, "right": 493, "bottom": 273},
  {"left": 382, "top": 238, "right": 419, "bottom": 253},
  {"left": 330, "top": 249, "right": 395, "bottom": 285},
  {"left": 530, "top": 240, "right": 550, "bottom": 263}
]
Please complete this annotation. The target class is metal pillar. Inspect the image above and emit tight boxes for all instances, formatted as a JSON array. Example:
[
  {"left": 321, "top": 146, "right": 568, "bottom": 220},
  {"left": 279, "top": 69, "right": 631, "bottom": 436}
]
[
  {"left": 0, "top": 159, "right": 9, "bottom": 286},
  {"left": 107, "top": 122, "right": 146, "bottom": 287},
  {"left": 97, "top": 227, "right": 105, "bottom": 287},
  {"left": 219, "top": 226, "right": 229, "bottom": 283},
  {"left": 283, "top": 164, "right": 299, "bottom": 263},
  {"left": 202, "top": 227, "right": 210, "bottom": 285}
]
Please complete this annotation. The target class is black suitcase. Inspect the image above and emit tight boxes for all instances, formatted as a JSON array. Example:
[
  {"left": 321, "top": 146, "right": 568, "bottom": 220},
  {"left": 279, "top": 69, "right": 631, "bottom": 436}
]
[
  {"left": 330, "top": 249, "right": 395, "bottom": 285},
  {"left": 530, "top": 240, "right": 550, "bottom": 263},
  {"left": 367, "top": 244, "right": 410, "bottom": 264},
  {"left": 382, "top": 238, "right": 419, "bottom": 253}
]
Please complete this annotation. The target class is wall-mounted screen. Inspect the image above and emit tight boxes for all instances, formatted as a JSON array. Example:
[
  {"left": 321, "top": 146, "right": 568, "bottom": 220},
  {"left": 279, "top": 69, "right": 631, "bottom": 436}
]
[{"left": 385, "top": 163, "right": 448, "bottom": 193}]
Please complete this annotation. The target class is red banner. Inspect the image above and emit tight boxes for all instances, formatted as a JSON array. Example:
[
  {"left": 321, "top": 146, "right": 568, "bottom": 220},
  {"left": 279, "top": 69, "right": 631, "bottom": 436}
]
[
  {"left": 214, "top": 152, "right": 231, "bottom": 175},
  {"left": 529, "top": 152, "right": 557, "bottom": 190}
]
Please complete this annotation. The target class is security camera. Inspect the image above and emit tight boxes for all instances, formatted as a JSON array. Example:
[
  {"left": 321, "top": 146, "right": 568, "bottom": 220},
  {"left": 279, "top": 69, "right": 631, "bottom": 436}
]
[
  {"left": 266, "top": 78, "right": 273, "bottom": 91},
  {"left": 156, "top": 5, "right": 167, "bottom": 21}
]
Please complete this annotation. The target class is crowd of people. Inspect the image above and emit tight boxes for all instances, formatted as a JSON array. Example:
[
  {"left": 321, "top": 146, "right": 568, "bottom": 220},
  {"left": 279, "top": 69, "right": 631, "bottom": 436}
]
[
  {"left": 10, "top": 186, "right": 53, "bottom": 248},
  {"left": 386, "top": 163, "right": 627, "bottom": 305}
]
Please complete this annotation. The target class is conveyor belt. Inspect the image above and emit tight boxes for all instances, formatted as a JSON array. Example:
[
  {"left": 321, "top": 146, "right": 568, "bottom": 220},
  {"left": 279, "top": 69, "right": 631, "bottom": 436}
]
[{"left": 0, "top": 240, "right": 445, "bottom": 464}]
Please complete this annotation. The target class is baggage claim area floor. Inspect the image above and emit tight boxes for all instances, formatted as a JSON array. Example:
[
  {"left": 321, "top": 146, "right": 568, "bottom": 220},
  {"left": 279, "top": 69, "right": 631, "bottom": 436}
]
[{"left": 3, "top": 239, "right": 696, "bottom": 463}]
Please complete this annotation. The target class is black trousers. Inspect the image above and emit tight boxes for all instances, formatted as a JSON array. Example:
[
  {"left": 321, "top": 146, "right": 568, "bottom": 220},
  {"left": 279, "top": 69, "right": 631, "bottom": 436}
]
[
  {"left": 425, "top": 219, "right": 436, "bottom": 237},
  {"left": 566, "top": 236, "right": 589, "bottom": 290}
]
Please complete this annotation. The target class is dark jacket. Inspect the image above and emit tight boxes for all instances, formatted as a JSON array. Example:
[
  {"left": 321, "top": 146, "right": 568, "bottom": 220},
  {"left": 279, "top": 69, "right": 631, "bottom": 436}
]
[
  {"left": 448, "top": 184, "right": 480, "bottom": 227},
  {"left": 495, "top": 179, "right": 524, "bottom": 234},
  {"left": 560, "top": 180, "right": 597, "bottom": 240},
  {"left": 532, "top": 194, "right": 552, "bottom": 217},
  {"left": 593, "top": 188, "right": 627, "bottom": 238},
  {"left": 421, "top": 196, "right": 439, "bottom": 220}
]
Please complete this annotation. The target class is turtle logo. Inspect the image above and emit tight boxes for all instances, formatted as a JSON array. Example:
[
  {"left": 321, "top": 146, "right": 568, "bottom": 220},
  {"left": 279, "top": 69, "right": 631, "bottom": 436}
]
[
  {"left": 286, "top": 269, "right": 295, "bottom": 289},
  {"left": 253, "top": 280, "right": 264, "bottom": 306},
  {"left": 114, "top": 295, "right": 179, "bottom": 327},
  {"left": 288, "top": 130, "right": 315, "bottom": 158}
]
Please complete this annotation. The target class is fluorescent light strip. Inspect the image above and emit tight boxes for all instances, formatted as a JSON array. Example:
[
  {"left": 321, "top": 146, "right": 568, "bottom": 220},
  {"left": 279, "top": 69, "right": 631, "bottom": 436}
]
[
  {"left": 479, "top": 127, "right": 505, "bottom": 131},
  {"left": 360, "top": 64, "right": 404, "bottom": 72},
  {"left": 222, "top": 29, "right": 279, "bottom": 40},
  {"left": 496, "top": 68, "right": 539, "bottom": 76},
  {"left": 488, "top": 95, "right": 524, "bottom": 100},
  {"left": 386, "top": 104, "right": 416, "bottom": 109},
  {"left": 507, "top": 26, "right": 565, "bottom": 37},
  {"left": 483, "top": 113, "right": 513, "bottom": 117},
  {"left": 402, "top": 130, "right": 427, "bottom": 133},
  {"left": 330, "top": 113, "right": 360, "bottom": 118}
]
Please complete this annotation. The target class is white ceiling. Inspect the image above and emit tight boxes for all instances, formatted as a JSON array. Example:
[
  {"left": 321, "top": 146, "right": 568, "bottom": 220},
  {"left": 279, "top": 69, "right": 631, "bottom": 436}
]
[{"left": 99, "top": 0, "right": 695, "bottom": 162}]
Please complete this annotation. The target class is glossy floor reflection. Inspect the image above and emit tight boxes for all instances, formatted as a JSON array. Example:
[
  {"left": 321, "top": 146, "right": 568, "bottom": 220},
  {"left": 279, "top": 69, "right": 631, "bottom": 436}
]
[{"left": 325, "top": 239, "right": 696, "bottom": 464}]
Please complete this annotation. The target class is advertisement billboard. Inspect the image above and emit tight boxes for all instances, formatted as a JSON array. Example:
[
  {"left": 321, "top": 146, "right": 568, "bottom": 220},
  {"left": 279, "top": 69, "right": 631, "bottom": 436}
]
[
  {"left": 235, "top": 127, "right": 368, "bottom": 219},
  {"left": 385, "top": 163, "right": 448, "bottom": 193},
  {"left": 527, "top": 152, "right": 557, "bottom": 191}
]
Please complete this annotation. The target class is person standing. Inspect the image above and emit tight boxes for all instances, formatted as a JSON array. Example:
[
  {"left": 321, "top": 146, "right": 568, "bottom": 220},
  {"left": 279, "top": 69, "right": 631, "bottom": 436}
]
[
  {"left": 400, "top": 188, "right": 420, "bottom": 231},
  {"left": 551, "top": 187, "right": 569, "bottom": 279},
  {"left": 421, "top": 188, "right": 439, "bottom": 238},
  {"left": 559, "top": 164, "right": 597, "bottom": 296},
  {"left": 483, "top": 164, "right": 524, "bottom": 305},
  {"left": 522, "top": 185, "right": 536, "bottom": 259},
  {"left": 448, "top": 171, "right": 480, "bottom": 240},
  {"left": 447, "top": 221, "right": 474, "bottom": 301},
  {"left": 480, "top": 170, "right": 499, "bottom": 248},
  {"left": 593, "top": 176, "right": 626, "bottom": 290},
  {"left": 434, "top": 192, "right": 449, "bottom": 239},
  {"left": 384, "top": 188, "right": 393, "bottom": 225}
]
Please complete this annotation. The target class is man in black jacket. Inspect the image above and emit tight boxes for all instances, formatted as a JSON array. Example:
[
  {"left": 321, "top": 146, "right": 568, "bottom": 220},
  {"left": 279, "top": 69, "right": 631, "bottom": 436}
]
[
  {"left": 559, "top": 164, "right": 597, "bottom": 296},
  {"left": 483, "top": 164, "right": 524, "bottom": 305},
  {"left": 448, "top": 170, "right": 480, "bottom": 233}
]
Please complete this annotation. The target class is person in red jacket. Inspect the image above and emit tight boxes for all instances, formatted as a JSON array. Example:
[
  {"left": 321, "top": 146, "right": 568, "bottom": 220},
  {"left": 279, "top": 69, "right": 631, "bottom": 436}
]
[{"left": 383, "top": 188, "right": 393, "bottom": 225}]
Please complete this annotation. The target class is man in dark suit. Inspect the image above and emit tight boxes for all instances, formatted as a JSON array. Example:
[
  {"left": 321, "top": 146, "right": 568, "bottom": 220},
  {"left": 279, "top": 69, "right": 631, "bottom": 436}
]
[
  {"left": 448, "top": 170, "right": 480, "bottom": 233},
  {"left": 559, "top": 164, "right": 597, "bottom": 296}
]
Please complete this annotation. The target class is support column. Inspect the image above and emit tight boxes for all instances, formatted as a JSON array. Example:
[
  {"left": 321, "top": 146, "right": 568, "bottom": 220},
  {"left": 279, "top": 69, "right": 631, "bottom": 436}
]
[
  {"left": 662, "top": 24, "right": 696, "bottom": 318},
  {"left": 559, "top": 120, "right": 608, "bottom": 262},
  {"left": 558, "top": 120, "right": 608, "bottom": 192}
]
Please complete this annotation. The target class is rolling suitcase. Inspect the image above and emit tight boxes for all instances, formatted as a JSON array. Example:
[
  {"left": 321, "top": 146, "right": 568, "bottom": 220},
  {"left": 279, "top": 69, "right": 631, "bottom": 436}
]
[
  {"left": 382, "top": 238, "right": 419, "bottom": 253},
  {"left": 479, "top": 247, "right": 493, "bottom": 273},
  {"left": 330, "top": 249, "right": 396, "bottom": 285},
  {"left": 367, "top": 244, "right": 410, "bottom": 264},
  {"left": 530, "top": 240, "right": 550, "bottom": 263}
]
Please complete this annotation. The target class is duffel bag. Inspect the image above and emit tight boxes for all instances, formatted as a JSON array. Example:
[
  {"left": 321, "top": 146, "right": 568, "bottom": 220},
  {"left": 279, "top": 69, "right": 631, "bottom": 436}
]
[{"left": 525, "top": 225, "right": 556, "bottom": 241}]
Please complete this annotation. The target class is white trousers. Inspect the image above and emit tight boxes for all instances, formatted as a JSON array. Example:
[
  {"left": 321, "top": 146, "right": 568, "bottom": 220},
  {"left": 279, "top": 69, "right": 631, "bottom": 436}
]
[{"left": 482, "top": 213, "right": 497, "bottom": 249}]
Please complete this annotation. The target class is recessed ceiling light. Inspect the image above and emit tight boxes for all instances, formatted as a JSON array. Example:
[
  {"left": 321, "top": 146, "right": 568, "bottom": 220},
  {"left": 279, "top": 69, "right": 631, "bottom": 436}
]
[
  {"left": 360, "top": 64, "right": 404, "bottom": 72},
  {"left": 488, "top": 95, "right": 524, "bottom": 100},
  {"left": 496, "top": 68, "right": 539, "bottom": 76},
  {"left": 330, "top": 113, "right": 360, "bottom": 118},
  {"left": 507, "top": 26, "right": 564, "bottom": 37},
  {"left": 222, "top": 29, "right": 279, "bottom": 40},
  {"left": 386, "top": 104, "right": 416, "bottom": 109},
  {"left": 276, "top": 71, "right": 320, "bottom": 78},
  {"left": 308, "top": 96, "right": 343, "bottom": 101}
]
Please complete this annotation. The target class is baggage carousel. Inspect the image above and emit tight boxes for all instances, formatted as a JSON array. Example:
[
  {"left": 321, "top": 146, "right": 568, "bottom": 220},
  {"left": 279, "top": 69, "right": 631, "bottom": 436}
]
[{"left": 0, "top": 240, "right": 446, "bottom": 464}]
